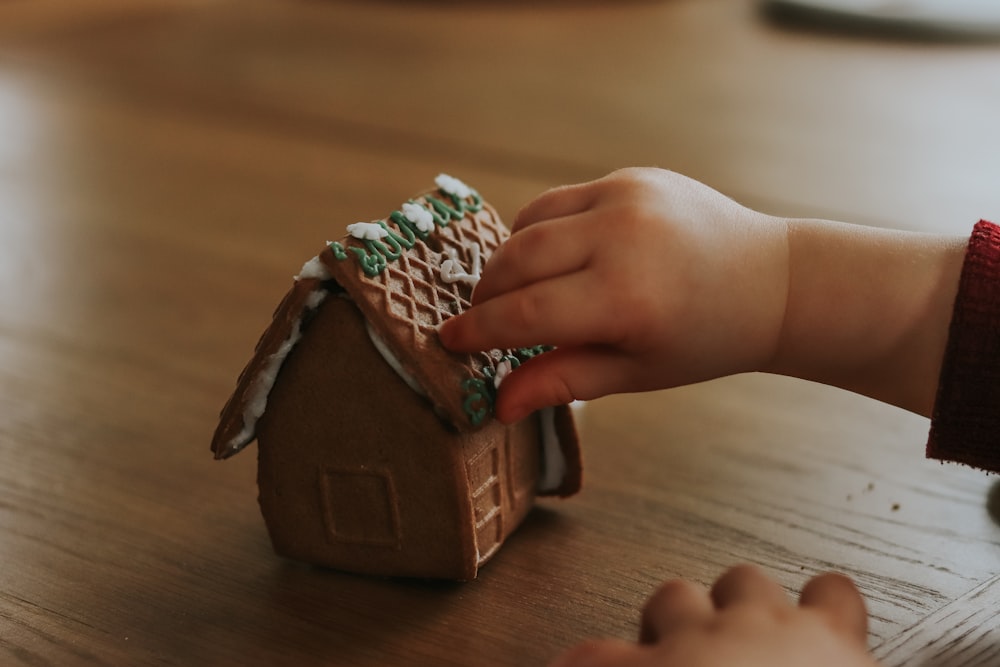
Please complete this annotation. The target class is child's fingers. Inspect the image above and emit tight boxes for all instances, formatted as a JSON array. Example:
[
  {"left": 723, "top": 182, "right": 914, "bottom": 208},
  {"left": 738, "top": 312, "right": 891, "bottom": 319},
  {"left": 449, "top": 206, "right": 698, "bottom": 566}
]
[
  {"left": 512, "top": 179, "right": 601, "bottom": 233},
  {"left": 493, "top": 346, "right": 635, "bottom": 422},
  {"left": 473, "top": 213, "right": 593, "bottom": 306},
  {"left": 799, "top": 573, "right": 868, "bottom": 644},
  {"left": 710, "top": 565, "right": 790, "bottom": 610},
  {"left": 441, "top": 272, "right": 614, "bottom": 354},
  {"left": 639, "top": 579, "right": 714, "bottom": 644}
]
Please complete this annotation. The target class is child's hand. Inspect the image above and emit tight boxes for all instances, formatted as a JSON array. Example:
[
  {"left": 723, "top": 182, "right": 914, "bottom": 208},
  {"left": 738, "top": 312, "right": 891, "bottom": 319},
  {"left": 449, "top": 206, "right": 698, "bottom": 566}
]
[
  {"left": 439, "top": 167, "right": 790, "bottom": 423},
  {"left": 549, "top": 565, "right": 879, "bottom": 667}
]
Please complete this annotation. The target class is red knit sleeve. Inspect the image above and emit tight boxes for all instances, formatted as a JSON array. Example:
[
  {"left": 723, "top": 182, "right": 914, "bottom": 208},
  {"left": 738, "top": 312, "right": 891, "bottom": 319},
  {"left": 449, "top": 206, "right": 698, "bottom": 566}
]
[{"left": 927, "top": 220, "right": 1000, "bottom": 472}]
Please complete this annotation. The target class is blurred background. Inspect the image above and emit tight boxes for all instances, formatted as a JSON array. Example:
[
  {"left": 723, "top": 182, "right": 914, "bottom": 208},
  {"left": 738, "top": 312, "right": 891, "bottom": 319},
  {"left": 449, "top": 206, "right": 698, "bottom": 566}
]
[
  {"left": 3, "top": 0, "right": 998, "bottom": 385},
  {"left": 2, "top": 1, "right": 1000, "bottom": 665}
]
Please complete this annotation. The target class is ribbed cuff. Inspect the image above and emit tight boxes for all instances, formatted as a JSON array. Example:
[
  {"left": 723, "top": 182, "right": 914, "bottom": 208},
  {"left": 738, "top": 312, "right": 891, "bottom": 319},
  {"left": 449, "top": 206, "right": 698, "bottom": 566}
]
[{"left": 927, "top": 220, "right": 1000, "bottom": 473}]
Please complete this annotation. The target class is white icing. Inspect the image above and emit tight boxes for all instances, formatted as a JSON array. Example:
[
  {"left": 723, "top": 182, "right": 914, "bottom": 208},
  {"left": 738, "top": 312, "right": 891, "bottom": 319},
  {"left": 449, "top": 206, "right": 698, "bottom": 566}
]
[
  {"left": 440, "top": 242, "right": 482, "bottom": 287},
  {"left": 401, "top": 202, "right": 435, "bottom": 234},
  {"left": 364, "top": 320, "right": 426, "bottom": 397},
  {"left": 224, "top": 288, "right": 330, "bottom": 456},
  {"left": 537, "top": 407, "right": 567, "bottom": 493},
  {"left": 225, "top": 173, "right": 575, "bottom": 492},
  {"left": 296, "top": 255, "right": 330, "bottom": 281},
  {"left": 347, "top": 222, "right": 388, "bottom": 240},
  {"left": 435, "top": 173, "right": 473, "bottom": 199},
  {"left": 492, "top": 359, "right": 512, "bottom": 389},
  {"left": 304, "top": 290, "right": 326, "bottom": 310}
]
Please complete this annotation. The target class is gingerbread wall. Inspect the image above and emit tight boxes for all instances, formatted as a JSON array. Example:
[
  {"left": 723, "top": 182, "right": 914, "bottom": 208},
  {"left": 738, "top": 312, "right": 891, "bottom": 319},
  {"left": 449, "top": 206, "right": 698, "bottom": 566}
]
[{"left": 256, "top": 296, "right": 541, "bottom": 579}]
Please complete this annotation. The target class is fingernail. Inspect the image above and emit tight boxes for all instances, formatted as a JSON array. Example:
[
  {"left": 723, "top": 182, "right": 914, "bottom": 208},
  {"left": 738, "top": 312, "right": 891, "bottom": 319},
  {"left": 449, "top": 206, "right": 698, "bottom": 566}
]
[{"left": 438, "top": 318, "right": 457, "bottom": 347}]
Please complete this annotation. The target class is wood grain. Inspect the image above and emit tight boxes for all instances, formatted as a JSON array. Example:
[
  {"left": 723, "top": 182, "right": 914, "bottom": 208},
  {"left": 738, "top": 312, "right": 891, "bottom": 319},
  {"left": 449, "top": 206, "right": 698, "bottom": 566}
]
[
  {"left": 874, "top": 574, "right": 1000, "bottom": 667},
  {"left": 0, "top": 1, "right": 998, "bottom": 665}
]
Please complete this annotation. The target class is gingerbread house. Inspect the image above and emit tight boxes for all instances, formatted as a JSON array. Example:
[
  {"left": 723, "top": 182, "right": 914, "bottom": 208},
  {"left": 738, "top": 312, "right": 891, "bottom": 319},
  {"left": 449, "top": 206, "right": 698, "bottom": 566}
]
[{"left": 211, "top": 175, "right": 582, "bottom": 580}]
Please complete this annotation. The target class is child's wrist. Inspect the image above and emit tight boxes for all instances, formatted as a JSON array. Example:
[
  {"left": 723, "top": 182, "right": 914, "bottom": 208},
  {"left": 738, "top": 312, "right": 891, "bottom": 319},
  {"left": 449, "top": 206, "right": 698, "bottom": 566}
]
[{"left": 764, "top": 217, "right": 965, "bottom": 413}]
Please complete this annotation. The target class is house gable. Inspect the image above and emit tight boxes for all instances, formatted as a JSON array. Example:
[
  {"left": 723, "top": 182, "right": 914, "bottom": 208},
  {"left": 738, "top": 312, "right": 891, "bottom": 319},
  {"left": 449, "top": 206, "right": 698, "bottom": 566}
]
[
  {"left": 211, "top": 175, "right": 582, "bottom": 498},
  {"left": 256, "top": 296, "right": 477, "bottom": 579},
  {"left": 319, "top": 181, "right": 509, "bottom": 432}
]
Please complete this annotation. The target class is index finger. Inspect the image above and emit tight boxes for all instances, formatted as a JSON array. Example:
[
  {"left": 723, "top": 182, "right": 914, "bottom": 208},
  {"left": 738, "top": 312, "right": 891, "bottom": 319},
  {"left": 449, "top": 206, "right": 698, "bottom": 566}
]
[
  {"left": 473, "top": 211, "right": 593, "bottom": 306},
  {"left": 440, "top": 270, "right": 609, "bottom": 354},
  {"left": 512, "top": 179, "right": 601, "bottom": 232}
]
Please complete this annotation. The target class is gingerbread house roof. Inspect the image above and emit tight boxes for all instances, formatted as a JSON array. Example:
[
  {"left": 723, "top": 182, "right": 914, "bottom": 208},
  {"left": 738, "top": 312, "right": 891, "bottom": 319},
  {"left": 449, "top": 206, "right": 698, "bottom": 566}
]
[{"left": 211, "top": 175, "right": 581, "bottom": 495}]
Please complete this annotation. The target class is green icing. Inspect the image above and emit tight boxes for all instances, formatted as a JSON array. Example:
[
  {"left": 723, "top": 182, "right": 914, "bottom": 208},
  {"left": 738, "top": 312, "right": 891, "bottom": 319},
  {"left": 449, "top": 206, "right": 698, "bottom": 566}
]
[
  {"left": 329, "top": 179, "right": 518, "bottom": 427},
  {"left": 347, "top": 220, "right": 420, "bottom": 276},
  {"left": 514, "top": 345, "right": 549, "bottom": 360},
  {"left": 389, "top": 209, "right": 430, "bottom": 243},
  {"left": 426, "top": 194, "right": 464, "bottom": 223},
  {"left": 460, "top": 190, "right": 484, "bottom": 214},
  {"left": 340, "top": 186, "right": 483, "bottom": 278},
  {"left": 460, "top": 346, "right": 554, "bottom": 425},
  {"left": 329, "top": 242, "right": 348, "bottom": 260},
  {"left": 349, "top": 245, "right": 387, "bottom": 276},
  {"left": 461, "top": 377, "right": 491, "bottom": 427},
  {"left": 368, "top": 227, "right": 403, "bottom": 261},
  {"left": 426, "top": 190, "right": 484, "bottom": 225}
]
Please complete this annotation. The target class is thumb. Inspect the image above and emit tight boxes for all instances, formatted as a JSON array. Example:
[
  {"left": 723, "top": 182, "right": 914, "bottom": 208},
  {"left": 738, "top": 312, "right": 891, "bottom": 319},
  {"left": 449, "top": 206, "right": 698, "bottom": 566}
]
[{"left": 494, "top": 346, "right": 631, "bottom": 423}]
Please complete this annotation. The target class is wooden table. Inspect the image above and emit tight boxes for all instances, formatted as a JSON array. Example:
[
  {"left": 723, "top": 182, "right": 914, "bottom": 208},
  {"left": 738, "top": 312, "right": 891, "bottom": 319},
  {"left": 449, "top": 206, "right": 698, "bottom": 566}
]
[{"left": 2, "top": 1, "right": 999, "bottom": 665}]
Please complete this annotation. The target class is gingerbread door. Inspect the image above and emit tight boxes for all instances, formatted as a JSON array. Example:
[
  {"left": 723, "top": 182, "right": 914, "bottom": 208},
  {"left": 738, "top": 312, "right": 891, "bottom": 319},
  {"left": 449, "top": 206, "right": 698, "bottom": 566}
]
[
  {"left": 465, "top": 420, "right": 540, "bottom": 566},
  {"left": 467, "top": 444, "right": 504, "bottom": 564}
]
